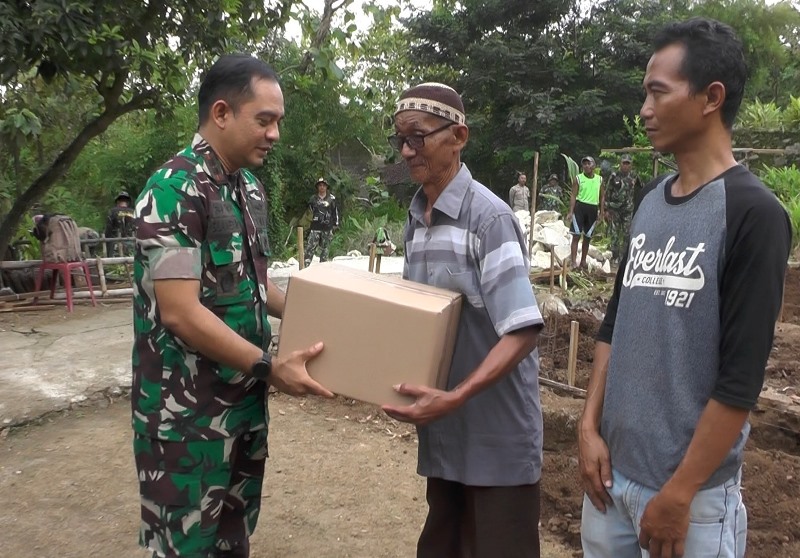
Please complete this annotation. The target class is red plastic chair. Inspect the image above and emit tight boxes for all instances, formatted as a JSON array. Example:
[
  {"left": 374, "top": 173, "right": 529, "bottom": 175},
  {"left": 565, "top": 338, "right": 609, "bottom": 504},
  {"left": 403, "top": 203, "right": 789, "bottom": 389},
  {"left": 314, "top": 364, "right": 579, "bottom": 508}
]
[{"left": 34, "top": 260, "right": 97, "bottom": 312}]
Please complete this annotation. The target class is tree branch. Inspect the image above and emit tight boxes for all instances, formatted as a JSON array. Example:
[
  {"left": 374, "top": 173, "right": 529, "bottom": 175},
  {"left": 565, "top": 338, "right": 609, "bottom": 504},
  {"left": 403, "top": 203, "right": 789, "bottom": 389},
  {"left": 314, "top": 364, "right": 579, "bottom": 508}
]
[{"left": 0, "top": 90, "right": 157, "bottom": 261}]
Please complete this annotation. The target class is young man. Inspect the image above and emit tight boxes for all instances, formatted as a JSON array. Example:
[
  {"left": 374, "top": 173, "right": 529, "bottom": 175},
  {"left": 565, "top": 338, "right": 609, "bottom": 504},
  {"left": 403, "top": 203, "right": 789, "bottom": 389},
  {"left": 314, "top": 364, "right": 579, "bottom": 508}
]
[
  {"left": 132, "top": 54, "right": 333, "bottom": 558},
  {"left": 567, "top": 156, "right": 604, "bottom": 269},
  {"left": 382, "top": 82, "right": 544, "bottom": 558},
  {"left": 304, "top": 177, "right": 339, "bottom": 267},
  {"left": 579, "top": 18, "right": 791, "bottom": 558}
]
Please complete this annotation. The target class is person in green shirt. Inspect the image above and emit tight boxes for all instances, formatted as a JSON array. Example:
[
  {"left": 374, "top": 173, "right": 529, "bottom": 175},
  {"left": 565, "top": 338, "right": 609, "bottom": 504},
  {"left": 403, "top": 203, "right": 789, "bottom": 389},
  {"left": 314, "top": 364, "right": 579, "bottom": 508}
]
[{"left": 567, "top": 156, "right": 604, "bottom": 270}]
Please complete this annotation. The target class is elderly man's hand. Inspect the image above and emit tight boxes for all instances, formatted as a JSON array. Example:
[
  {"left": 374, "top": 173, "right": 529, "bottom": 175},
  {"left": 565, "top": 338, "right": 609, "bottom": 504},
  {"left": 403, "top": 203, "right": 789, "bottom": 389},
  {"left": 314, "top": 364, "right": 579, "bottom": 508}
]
[{"left": 382, "top": 384, "right": 462, "bottom": 425}]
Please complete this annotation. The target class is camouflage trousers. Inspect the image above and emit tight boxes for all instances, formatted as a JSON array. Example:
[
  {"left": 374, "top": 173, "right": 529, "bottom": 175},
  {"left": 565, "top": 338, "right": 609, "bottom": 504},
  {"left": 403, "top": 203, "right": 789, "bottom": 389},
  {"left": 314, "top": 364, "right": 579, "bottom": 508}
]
[
  {"left": 304, "top": 229, "right": 333, "bottom": 267},
  {"left": 606, "top": 209, "right": 632, "bottom": 262},
  {"left": 134, "top": 430, "right": 268, "bottom": 558}
]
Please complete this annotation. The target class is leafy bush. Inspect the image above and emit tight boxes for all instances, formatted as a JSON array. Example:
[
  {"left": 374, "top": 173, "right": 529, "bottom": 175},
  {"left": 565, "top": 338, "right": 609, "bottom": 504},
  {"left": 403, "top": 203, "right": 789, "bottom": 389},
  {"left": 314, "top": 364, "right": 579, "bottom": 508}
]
[{"left": 760, "top": 165, "right": 800, "bottom": 249}]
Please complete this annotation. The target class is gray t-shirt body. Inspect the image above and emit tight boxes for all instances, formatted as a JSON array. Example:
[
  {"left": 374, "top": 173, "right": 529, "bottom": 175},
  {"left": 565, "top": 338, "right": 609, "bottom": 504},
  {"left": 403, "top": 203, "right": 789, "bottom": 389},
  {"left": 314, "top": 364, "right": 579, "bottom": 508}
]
[
  {"left": 598, "top": 165, "right": 791, "bottom": 490},
  {"left": 404, "top": 164, "right": 544, "bottom": 486}
]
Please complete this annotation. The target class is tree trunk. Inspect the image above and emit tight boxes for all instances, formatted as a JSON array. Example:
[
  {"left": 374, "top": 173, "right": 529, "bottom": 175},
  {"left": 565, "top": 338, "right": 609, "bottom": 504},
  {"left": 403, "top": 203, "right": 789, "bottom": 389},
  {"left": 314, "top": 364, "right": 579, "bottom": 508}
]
[
  {"left": 0, "top": 93, "right": 155, "bottom": 263},
  {"left": 298, "top": 0, "right": 344, "bottom": 76}
]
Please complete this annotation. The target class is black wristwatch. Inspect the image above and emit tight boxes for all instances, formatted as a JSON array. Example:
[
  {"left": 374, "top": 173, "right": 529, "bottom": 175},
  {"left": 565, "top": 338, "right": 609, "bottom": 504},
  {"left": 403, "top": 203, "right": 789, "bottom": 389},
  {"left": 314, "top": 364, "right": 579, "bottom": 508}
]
[{"left": 250, "top": 351, "right": 272, "bottom": 381}]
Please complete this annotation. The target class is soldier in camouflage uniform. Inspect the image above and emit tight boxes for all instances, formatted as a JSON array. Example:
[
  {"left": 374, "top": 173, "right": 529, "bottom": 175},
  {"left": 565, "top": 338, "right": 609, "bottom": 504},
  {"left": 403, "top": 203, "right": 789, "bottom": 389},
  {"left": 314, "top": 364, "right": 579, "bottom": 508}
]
[
  {"left": 604, "top": 154, "right": 643, "bottom": 263},
  {"left": 538, "top": 174, "right": 564, "bottom": 213},
  {"left": 132, "top": 55, "right": 333, "bottom": 558},
  {"left": 303, "top": 177, "right": 339, "bottom": 267},
  {"left": 105, "top": 191, "right": 136, "bottom": 256}
]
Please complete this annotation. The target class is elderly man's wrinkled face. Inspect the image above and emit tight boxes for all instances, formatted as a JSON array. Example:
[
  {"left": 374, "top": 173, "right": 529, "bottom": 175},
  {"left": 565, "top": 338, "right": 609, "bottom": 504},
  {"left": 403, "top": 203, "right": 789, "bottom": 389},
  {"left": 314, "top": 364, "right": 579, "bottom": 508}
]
[{"left": 393, "top": 111, "right": 462, "bottom": 187}]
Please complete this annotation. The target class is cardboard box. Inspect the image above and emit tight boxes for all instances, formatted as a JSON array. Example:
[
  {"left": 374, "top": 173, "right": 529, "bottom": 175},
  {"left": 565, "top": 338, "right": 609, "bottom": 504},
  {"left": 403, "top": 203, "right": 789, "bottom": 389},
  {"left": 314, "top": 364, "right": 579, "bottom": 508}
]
[{"left": 277, "top": 263, "right": 462, "bottom": 407}]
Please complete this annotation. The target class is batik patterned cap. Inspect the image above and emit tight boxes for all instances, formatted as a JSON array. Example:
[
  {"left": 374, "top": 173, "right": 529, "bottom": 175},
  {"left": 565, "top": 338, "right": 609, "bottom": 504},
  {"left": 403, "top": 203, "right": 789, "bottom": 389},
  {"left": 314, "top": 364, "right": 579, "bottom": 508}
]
[{"left": 394, "top": 82, "right": 466, "bottom": 125}]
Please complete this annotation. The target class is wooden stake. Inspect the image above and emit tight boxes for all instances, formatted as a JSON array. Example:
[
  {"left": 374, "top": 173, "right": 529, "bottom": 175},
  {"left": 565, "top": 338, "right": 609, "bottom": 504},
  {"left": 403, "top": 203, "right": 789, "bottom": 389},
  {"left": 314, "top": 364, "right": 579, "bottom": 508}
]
[
  {"left": 567, "top": 320, "right": 580, "bottom": 386},
  {"left": 549, "top": 251, "right": 556, "bottom": 293},
  {"left": 96, "top": 257, "right": 108, "bottom": 296},
  {"left": 368, "top": 243, "right": 377, "bottom": 273},
  {"left": 527, "top": 151, "right": 540, "bottom": 256},
  {"left": 297, "top": 227, "right": 305, "bottom": 269},
  {"left": 375, "top": 253, "right": 382, "bottom": 274},
  {"left": 779, "top": 273, "right": 786, "bottom": 323}
]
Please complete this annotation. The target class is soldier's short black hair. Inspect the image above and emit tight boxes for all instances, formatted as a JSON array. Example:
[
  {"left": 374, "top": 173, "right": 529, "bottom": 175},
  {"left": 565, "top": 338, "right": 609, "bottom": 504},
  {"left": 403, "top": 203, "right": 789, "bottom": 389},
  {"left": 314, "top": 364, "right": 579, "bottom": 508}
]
[
  {"left": 653, "top": 18, "right": 746, "bottom": 130},
  {"left": 198, "top": 54, "right": 279, "bottom": 126}
]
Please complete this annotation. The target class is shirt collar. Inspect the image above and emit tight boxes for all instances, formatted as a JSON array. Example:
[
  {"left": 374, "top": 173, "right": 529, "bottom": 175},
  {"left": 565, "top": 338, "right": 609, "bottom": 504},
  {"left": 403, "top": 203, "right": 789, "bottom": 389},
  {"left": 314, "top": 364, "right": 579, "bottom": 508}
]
[
  {"left": 409, "top": 164, "right": 472, "bottom": 223},
  {"left": 192, "top": 133, "right": 241, "bottom": 185}
]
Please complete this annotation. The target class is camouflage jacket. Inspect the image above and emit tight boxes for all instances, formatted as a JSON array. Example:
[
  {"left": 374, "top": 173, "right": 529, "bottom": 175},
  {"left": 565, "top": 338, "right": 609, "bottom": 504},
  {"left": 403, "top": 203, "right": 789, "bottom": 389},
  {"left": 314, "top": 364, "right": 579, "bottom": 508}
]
[
  {"left": 308, "top": 192, "right": 339, "bottom": 231},
  {"left": 132, "top": 133, "right": 272, "bottom": 442},
  {"left": 105, "top": 206, "right": 136, "bottom": 239},
  {"left": 538, "top": 183, "right": 563, "bottom": 212},
  {"left": 605, "top": 171, "right": 642, "bottom": 214}
]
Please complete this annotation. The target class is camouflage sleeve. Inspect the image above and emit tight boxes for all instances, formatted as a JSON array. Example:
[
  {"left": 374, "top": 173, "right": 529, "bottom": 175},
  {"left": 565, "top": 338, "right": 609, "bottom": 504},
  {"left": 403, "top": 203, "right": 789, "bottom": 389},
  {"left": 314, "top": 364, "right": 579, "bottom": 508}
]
[{"left": 136, "top": 173, "right": 205, "bottom": 280}]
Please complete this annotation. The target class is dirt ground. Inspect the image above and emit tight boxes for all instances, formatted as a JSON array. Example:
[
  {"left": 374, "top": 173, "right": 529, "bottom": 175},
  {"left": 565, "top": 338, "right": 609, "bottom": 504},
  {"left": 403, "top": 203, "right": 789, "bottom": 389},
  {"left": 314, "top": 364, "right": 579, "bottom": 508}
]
[
  {"left": 2, "top": 266, "right": 799, "bottom": 557},
  {"left": 0, "top": 390, "right": 578, "bottom": 558}
]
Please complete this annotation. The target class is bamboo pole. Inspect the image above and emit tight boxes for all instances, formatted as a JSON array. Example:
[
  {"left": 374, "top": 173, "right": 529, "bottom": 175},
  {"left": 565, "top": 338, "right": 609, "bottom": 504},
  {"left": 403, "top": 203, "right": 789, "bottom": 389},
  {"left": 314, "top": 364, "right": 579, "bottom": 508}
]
[
  {"left": 539, "top": 377, "right": 587, "bottom": 398},
  {"left": 549, "top": 251, "right": 556, "bottom": 293},
  {"left": 567, "top": 320, "right": 580, "bottom": 386},
  {"left": 0, "top": 305, "right": 56, "bottom": 313},
  {"left": 96, "top": 257, "right": 108, "bottom": 296},
  {"left": 1, "top": 256, "right": 133, "bottom": 269},
  {"left": 297, "top": 227, "right": 305, "bottom": 270},
  {"left": 0, "top": 290, "right": 50, "bottom": 302},
  {"left": 527, "top": 151, "right": 540, "bottom": 257}
]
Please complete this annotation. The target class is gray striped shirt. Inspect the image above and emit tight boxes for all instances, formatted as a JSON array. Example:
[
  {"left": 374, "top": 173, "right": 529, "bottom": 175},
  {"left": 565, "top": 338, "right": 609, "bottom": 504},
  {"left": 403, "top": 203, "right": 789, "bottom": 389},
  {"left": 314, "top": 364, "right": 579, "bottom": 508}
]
[{"left": 404, "top": 164, "right": 544, "bottom": 486}]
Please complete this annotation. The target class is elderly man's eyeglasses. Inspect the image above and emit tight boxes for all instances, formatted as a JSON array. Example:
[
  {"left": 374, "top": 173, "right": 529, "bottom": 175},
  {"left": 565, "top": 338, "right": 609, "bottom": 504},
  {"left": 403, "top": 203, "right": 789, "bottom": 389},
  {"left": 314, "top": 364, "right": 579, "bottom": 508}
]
[{"left": 388, "top": 122, "right": 455, "bottom": 151}]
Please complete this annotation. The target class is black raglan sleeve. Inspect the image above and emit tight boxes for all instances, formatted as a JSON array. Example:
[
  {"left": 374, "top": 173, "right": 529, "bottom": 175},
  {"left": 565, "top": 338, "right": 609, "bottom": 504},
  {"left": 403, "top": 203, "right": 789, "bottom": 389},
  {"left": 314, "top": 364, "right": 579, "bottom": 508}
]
[{"left": 713, "top": 173, "right": 792, "bottom": 409}]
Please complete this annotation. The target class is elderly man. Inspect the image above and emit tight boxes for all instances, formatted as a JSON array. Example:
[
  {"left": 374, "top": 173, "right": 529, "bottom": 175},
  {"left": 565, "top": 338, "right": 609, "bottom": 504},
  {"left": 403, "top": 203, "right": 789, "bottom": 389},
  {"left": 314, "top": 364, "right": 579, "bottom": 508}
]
[{"left": 382, "top": 82, "right": 544, "bottom": 558}]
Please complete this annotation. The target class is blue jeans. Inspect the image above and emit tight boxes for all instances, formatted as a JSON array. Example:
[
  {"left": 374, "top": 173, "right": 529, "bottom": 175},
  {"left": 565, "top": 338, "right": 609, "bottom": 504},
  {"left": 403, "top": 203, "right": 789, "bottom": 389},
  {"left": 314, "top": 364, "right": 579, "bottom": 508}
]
[{"left": 581, "top": 468, "right": 747, "bottom": 558}]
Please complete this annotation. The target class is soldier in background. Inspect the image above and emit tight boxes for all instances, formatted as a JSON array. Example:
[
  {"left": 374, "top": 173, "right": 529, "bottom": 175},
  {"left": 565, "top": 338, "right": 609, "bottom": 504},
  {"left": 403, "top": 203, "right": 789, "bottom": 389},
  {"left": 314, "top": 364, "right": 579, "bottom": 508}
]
[
  {"left": 104, "top": 191, "right": 136, "bottom": 256},
  {"left": 304, "top": 177, "right": 339, "bottom": 267},
  {"left": 604, "top": 154, "right": 642, "bottom": 263},
  {"left": 538, "top": 174, "right": 564, "bottom": 213}
]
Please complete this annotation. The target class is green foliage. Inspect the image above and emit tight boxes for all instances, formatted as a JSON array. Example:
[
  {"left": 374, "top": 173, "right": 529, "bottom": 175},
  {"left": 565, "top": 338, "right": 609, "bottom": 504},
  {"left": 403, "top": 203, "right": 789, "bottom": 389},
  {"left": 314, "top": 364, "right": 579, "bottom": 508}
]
[
  {"left": 561, "top": 153, "right": 580, "bottom": 184},
  {"left": 760, "top": 165, "right": 800, "bottom": 248},
  {"left": 739, "top": 100, "right": 785, "bottom": 131}
]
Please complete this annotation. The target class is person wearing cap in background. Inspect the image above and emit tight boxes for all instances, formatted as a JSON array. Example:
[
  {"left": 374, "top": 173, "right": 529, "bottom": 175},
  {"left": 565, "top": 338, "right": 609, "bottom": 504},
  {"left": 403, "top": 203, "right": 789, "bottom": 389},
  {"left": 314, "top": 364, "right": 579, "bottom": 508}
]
[
  {"left": 567, "top": 156, "right": 604, "bottom": 270},
  {"left": 382, "top": 82, "right": 545, "bottom": 558},
  {"left": 304, "top": 177, "right": 339, "bottom": 267},
  {"left": 105, "top": 190, "right": 136, "bottom": 256},
  {"left": 539, "top": 173, "right": 564, "bottom": 213},
  {"left": 604, "top": 154, "right": 643, "bottom": 264},
  {"left": 508, "top": 172, "right": 530, "bottom": 212}
]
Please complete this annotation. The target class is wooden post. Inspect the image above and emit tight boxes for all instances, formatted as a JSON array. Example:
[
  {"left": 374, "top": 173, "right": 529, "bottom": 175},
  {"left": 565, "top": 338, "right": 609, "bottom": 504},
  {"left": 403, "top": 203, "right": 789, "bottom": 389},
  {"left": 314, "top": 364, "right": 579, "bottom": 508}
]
[
  {"left": 549, "top": 250, "right": 556, "bottom": 293},
  {"left": 560, "top": 258, "right": 568, "bottom": 289},
  {"left": 375, "top": 253, "right": 382, "bottom": 274},
  {"left": 779, "top": 274, "right": 786, "bottom": 323},
  {"left": 96, "top": 257, "right": 108, "bottom": 297},
  {"left": 297, "top": 227, "right": 305, "bottom": 269},
  {"left": 527, "top": 151, "right": 540, "bottom": 256},
  {"left": 567, "top": 320, "right": 580, "bottom": 386},
  {"left": 368, "top": 243, "right": 377, "bottom": 273}
]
